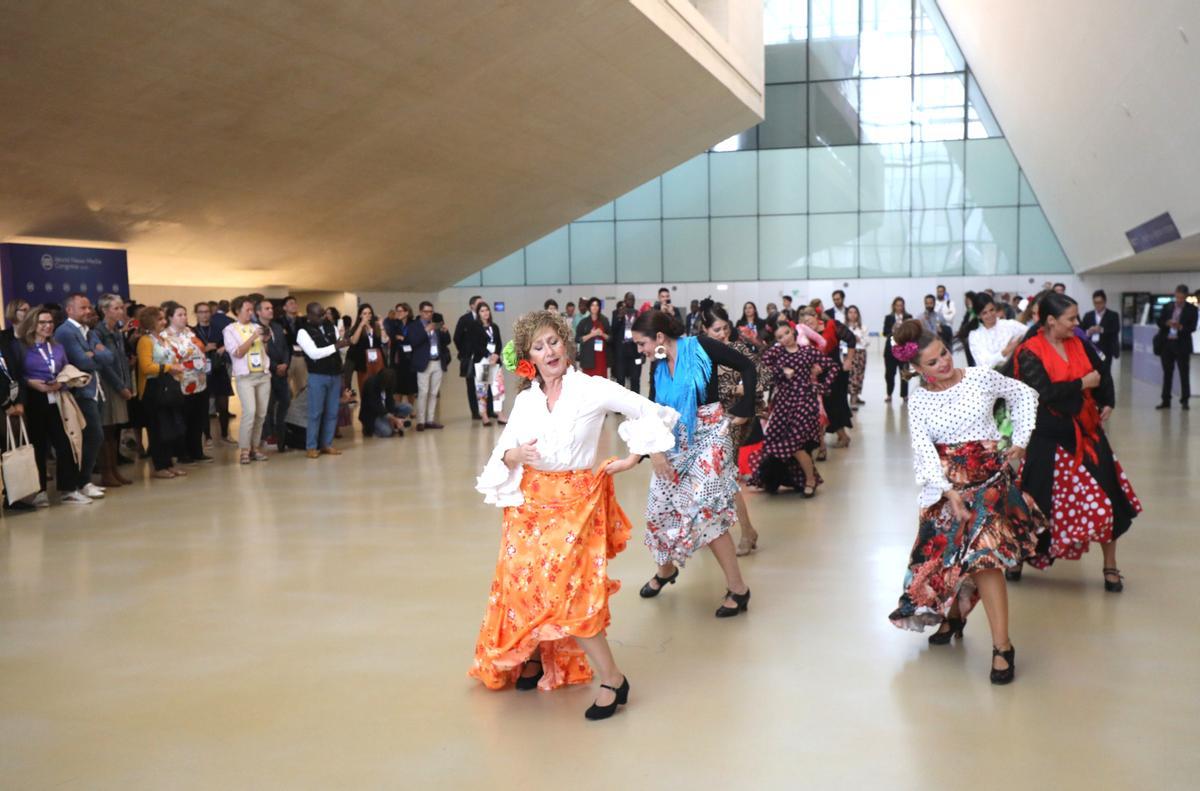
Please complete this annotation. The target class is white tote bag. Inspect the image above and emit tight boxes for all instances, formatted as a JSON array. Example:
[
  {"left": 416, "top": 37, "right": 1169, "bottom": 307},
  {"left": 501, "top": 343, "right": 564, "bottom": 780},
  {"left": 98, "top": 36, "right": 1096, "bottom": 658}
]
[{"left": 3, "top": 417, "right": 40, "bottom": 505}]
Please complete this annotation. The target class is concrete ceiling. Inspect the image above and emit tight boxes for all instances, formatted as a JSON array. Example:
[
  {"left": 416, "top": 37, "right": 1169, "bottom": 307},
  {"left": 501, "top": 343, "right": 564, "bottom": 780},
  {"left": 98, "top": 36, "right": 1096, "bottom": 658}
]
[
  {"left": 939, "top": 0, "right": 1200, "bottom": 273},
  {"left": 0, "top": 0, "right": 763, "bottom": 291}
]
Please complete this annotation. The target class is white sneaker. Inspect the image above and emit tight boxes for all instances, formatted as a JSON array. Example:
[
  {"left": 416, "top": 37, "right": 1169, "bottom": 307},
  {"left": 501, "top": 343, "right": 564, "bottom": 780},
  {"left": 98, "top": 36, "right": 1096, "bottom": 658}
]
[
  {"left": 61, "top": 491, "right": 94, "bottom": 505},
  {"left": 82, "top": 483, "right": 106, "bottom": 498},
  {"left": 32, "top": 491, "right": 49, "bottom": 508}
]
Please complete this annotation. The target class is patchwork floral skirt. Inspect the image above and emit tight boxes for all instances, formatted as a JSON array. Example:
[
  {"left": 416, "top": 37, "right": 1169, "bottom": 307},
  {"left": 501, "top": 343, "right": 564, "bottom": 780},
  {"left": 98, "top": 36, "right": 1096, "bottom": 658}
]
[
  {"left": 644, "top": 403, "right": 738, "bottom": 567},
  {"left": 889, "top": 440, "right": 1047, "bottom": 633},
  {"left": 470, "top": 464, "right": 631, "bottom": 691}
]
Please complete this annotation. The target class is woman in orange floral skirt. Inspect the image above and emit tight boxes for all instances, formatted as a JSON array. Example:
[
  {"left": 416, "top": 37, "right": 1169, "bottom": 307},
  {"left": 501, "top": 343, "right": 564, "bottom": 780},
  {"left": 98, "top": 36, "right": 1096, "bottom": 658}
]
[{"left": 471, "top": 310, "right": 677, "bottom": 720}]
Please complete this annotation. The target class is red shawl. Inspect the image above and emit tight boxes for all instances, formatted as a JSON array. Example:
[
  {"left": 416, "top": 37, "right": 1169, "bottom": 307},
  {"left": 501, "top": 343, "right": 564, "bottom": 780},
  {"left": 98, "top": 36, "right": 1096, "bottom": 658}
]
[
  {"left": 820, "top": 319, "right": 839, "bottom": 357},
  {"left": 1013, "top": 331, "right": 1101, "bottom": 465}
]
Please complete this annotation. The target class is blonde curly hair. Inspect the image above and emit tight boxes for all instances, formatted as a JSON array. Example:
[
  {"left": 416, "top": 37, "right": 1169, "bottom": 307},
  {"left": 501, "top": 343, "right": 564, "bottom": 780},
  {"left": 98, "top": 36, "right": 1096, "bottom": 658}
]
[{"left": 511, "top": 309, "right": 576, "bottom": 391}]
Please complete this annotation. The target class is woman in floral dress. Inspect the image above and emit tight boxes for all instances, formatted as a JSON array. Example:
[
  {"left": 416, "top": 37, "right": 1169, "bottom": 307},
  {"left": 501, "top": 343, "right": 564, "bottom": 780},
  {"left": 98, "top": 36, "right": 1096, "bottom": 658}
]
[
  {"left": 698, "top": 300, "right": 771, "bottom": 555},
  {"left": 631, "top": 309, "right": 758, "bottom": 618},
  {"left": 471, "top": 310, "right": 677, "bottom": 721},
  {"left": 887, "top": 319, "right": 1046, "bottom": 685}
]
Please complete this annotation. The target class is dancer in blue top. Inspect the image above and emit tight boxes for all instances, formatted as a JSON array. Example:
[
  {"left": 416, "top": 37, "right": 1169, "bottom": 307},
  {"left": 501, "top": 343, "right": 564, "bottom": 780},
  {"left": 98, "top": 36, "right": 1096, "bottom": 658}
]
[{"left": 630, "top": 308, "right": 759, "bottom": 618}]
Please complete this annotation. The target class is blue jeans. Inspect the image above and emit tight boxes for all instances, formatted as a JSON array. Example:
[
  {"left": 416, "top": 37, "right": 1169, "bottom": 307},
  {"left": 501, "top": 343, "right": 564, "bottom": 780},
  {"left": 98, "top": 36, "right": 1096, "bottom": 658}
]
[
  {"left": 306, "top": 373, "right": 341, "bottom": 450},
  {"left": 371, "top": 402, "right": 414, "bottom": 437}
]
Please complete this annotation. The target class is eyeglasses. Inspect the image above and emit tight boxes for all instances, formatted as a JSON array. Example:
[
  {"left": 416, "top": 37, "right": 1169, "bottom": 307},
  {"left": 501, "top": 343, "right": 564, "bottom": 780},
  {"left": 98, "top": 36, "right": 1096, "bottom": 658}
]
[{"left": 37, "top": 320, "right": 54, "bottom": 325}]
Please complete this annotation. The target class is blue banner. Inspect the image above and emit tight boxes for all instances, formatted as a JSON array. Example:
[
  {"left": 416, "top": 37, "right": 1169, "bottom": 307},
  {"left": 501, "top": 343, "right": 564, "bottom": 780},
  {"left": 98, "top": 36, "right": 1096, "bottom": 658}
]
[{"left": 0, "top": 243, "right": 130, "bottom": 307}]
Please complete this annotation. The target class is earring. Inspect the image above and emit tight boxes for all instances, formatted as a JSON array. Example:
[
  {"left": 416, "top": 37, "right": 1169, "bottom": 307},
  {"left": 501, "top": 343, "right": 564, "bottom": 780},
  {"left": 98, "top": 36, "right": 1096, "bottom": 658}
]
[{"left": 654, "top": 345, "right": 668, "bottom": 360}]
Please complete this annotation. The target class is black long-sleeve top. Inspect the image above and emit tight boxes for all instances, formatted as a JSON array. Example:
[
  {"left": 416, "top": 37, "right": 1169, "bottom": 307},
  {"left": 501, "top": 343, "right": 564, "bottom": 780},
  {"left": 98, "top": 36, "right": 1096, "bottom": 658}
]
[
  {"left": 695, "top": 334, "right": 757, "bottom": 418},
  {"left": 1015, "top": 342, "right": 1113, "bottom": 452}
]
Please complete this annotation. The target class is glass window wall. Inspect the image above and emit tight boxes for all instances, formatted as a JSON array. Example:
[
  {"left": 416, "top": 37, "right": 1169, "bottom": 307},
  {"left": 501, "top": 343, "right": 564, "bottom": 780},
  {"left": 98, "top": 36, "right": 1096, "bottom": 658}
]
[{"left": 463, "top": 1, "right": 1071, "bottom": 284}]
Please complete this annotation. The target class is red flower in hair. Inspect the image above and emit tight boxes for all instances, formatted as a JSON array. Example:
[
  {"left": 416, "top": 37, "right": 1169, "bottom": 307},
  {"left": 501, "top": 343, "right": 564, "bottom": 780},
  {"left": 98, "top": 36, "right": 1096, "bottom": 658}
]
[{"left": 515, "top": 360, "right": 537, "bottom": 380}]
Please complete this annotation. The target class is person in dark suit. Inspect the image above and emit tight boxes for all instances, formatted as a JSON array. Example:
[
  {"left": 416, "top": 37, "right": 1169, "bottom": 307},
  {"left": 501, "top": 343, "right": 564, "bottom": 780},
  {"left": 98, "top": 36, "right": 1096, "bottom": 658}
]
[
  {"left": 466, "top": 301, "right": 503, "bottom": 425},
  {"left": 452, "top": 295, "right": 483, "bottom": 420},
  {"left": 55, "top": 293, "right": 111, "bottom": 498},
  {"left": 652, "top": 287, "right": 683, "bottom": 323},
  {"left": 257, "top": 298, "right": 292, "bottom": 450},
  {"left": 882, "top": 296, "right": 913, "bottom": 402},
  {"left": 409, "top": 302, "right": 447, "bottom": 430},
  {"left": 611, "top": 292, "right": 643, "bottom": 393},
  {"left": 1155, "top": 283, "right": 1198, "bottom": 410},
  {"left": 1081, "top": 289, "right": 1121, "bottom": 370}
]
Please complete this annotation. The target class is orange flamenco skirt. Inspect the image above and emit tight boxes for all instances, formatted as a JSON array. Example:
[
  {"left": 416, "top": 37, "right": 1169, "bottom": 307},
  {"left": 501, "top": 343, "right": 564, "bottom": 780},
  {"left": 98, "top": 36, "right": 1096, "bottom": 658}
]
[{"left": 469, "top": 463, "right": 631, "bottom": 691}]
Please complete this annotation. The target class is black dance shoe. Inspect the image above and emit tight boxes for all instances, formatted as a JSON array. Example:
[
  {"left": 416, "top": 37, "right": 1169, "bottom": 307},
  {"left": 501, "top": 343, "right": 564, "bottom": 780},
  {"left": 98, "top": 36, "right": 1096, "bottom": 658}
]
[
  {"left": 928, "top": 617, "right": 966, "bottom": 645},
  {"left": 1103, "top": 567, "right": 1124, "bottom": 593},
  {"left": 1005, "top": 566, "right": 1023, "bottom": 582},
  {"left": 514, "top": 657, "right": 543, "bottom": 691},
  {"left": 1155, "top": 402, "right": 1170, "bottom": 410},
  {"left": 639, "top": 569, "right": 679, "bottom": 598},
  {"left": 990, "top": 644, "right": 1016, "bottom": 685},
  {"left": 715, "top": 588, "right": 751, "bottom": 618},
  {"left": 584, "top": 677, "right": 629, "bottom": 721}
]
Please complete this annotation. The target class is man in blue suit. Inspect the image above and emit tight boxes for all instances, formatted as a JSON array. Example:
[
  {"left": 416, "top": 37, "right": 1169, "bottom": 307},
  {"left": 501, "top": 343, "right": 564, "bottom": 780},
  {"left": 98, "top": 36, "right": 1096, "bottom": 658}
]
[{"left": 55, "top": 293, "right": 113, "bottom": 499}]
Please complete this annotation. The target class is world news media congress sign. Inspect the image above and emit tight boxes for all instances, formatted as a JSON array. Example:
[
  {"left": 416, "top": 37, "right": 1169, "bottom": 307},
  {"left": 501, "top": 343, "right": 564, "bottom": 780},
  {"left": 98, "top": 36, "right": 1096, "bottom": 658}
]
[{"left": 0, "top": 243, "right": 130, "bottom": 305}]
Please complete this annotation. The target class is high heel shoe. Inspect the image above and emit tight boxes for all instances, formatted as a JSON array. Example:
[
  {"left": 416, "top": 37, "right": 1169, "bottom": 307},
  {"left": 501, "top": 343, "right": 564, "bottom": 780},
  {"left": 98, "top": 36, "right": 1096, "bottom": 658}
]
[
  {"left": 990, "top": 644, "right": 1016, "bottom": 685},
  {"left": 514, "top": 657, "right": 543, "bottom": 691},
  {"left": 584, "top": 677, "right": 629, "bottom": 721},
  {"left": 736, "top": 533, "right": 758, "bottom": 556},
  {"left": 928, "top": 617, "right": 966, "bottom": 645},
  {"left": 639, "top": 569, "right": 679, "bottom": 598},
  {"left": 1005, "top": 566, "right": 1023, "bottom": 582},
  {"left": 1103, "top": 567, "right": 1124, "bottom": 593},
  {"left": 715, "top": 588, "right": 751, "bottom": 618}
]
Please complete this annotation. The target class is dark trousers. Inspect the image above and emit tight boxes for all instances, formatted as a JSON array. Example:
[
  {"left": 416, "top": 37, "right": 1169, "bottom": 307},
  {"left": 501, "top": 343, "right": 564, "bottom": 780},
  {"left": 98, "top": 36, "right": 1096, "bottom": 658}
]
[
  {"left": 464, "top": 371, "right": 480, "bottom": 418},
  {"left": 142, "top": 389, "right": 183, "bottom": 471},
  {"left": 182, "top": 392, "right": 208, "bottom": 460},
  {"left": 262, "top": 375, "right": 291, "bottom": 446},
  {"left": 1161, "top": 342, "right": 1192, "bottom": 403},
  {"left": 884, "top": 354, "right": 909, "bottom": 399},
  {"left": 76, "top": 396, "right": 103, "bottom": 484},
  {"left": 614, "top": 355, "right": 642, "bottom": 393},
  {"left": 209, "top": 394, "right": 231, "bottom": 440},
  {"left": 26, "top": 391, "right": 81, "bottom": 493}
]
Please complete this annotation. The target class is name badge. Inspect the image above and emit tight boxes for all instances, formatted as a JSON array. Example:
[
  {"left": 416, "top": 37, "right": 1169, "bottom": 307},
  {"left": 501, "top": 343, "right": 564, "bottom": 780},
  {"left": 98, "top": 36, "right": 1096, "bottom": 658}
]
[
  {"left": 248, "top": 351, "right": 264, "bottom": 372},
  {"left": 402, "top": 344, "right": 413, "bottom": 353},
  {"left": 624, "top": 328, "right": 633, "bottom": 341},
  {"left": 634, "top": 357, "right": 643, "bottom": 366},
  {"left": 593, "top": 339, "right": 603, "bottom": 351},
  {"left": 486, "top": 343, "right": 496, "bottom": 354},
  {"left": 430, "top": 341, "right": 439, "bottom": 358},
  {"left": 367, "top": 348, "right": 380, "bottom": 363}
]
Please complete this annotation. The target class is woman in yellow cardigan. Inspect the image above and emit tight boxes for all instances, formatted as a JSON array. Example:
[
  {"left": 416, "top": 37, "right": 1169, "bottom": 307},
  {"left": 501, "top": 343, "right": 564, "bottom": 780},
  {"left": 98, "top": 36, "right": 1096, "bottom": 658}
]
[{"left": 136, "top": 305, "right": 188, "bottom": 480}]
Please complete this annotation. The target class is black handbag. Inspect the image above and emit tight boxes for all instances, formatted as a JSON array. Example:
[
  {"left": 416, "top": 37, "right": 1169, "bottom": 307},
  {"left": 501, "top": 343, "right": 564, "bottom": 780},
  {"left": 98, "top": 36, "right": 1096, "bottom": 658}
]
[
  {"left": 1152, "top": 332, "right": 1165, "bottom": 356},
  {"left": 148, "top": 374, "right": 185, "bottom": 408}
]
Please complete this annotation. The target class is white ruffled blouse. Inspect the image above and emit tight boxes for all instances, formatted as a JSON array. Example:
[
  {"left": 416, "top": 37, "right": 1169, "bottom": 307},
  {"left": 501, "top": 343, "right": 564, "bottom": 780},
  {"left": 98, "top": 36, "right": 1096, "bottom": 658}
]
[
  {"left": 907, "top": 366, "right": 1038, "bottom": 508},
  {"left": 968, "top": 319, "right": 1027, "bottom": 369},
  {"left": 475, "top": 367, "right": 679, "bottom": 507}
]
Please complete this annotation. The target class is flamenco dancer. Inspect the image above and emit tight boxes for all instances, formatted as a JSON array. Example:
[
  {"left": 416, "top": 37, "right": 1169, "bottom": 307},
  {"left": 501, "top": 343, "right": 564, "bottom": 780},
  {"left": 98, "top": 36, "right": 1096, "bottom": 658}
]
[
  {"left": 470, "top": 311, "right": 678, "bottom": 720},
  {"left": 698, "top": 300, "right": 771, "bottom": 555},
  {"left": 631, "top": 309, "right": 758, "bottom": 617},
  {"left": 755, "top": 321, "right": 838, "bottom": 498},
  {"left": 1010, "top": 293, "right": 1142, "bottom": 589},
  {"left": 801, "top": 306, "right": 856, "bottom": 457},
  {"left": 887, "top": 319, "right": 1046, "bottom": 684}
]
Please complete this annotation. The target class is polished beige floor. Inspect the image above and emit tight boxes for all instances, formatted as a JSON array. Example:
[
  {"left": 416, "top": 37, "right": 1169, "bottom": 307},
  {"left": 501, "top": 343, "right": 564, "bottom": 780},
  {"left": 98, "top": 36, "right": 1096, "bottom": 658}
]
[{"left": 1, "top": 360, "right": 1197, "bottom": 790}]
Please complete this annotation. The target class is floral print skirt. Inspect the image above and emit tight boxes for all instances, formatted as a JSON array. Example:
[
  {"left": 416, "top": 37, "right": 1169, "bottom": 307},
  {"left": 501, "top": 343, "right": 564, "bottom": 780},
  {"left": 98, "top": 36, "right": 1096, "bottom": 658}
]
[
  {"left": 470, "top": 464, "right": 631, "bottom": 691},
  {"left": 644, "top": 403, "right": 738, "bottom": 567},
  {"left": 889, "top": 441, "right": 1047, "bottom": 633}
]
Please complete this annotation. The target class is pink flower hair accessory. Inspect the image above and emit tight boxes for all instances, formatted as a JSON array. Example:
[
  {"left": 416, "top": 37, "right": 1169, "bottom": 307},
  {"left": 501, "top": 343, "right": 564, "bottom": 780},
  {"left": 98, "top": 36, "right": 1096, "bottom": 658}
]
[{"left": 891, "top": 341, "right": 919, "bottom": 363}]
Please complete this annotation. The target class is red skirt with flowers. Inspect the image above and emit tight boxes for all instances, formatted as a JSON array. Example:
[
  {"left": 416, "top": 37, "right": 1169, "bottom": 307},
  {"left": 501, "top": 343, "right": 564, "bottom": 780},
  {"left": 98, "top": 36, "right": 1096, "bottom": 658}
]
[{"left": 889, "top": 440, "right": 1047, "bottom": 633}]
